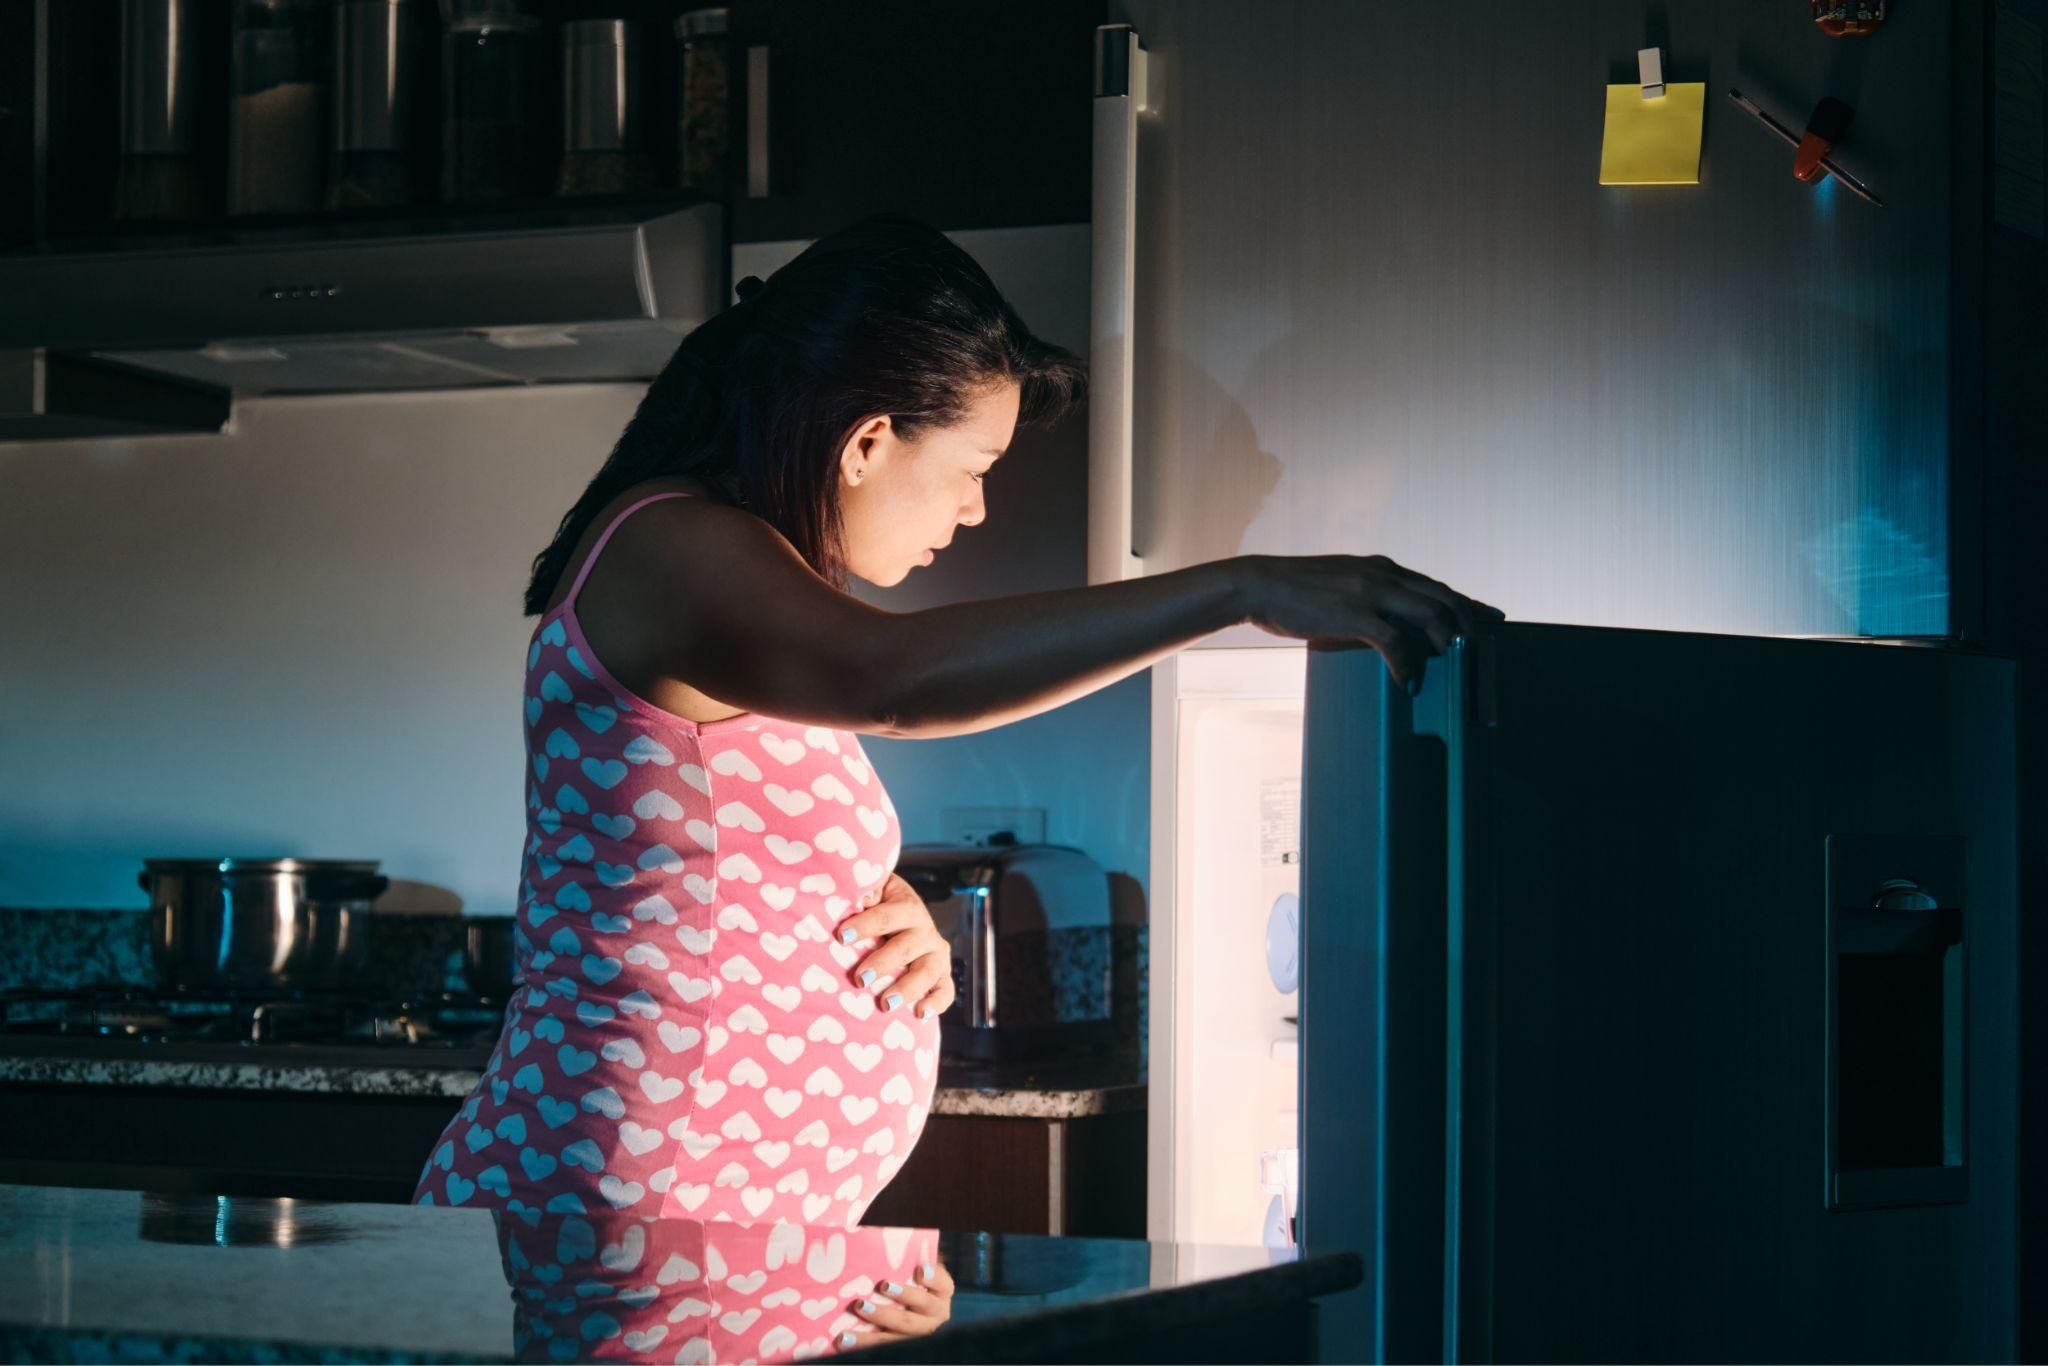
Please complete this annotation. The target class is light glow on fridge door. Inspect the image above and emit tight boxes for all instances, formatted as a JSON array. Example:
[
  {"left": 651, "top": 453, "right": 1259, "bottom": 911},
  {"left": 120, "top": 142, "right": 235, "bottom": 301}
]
[{"left": 1149, "top": 646, "right": 1306, "bottom": 1245}]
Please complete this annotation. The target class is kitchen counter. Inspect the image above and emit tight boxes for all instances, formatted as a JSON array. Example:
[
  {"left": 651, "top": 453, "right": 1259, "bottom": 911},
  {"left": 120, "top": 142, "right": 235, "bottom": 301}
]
[
  {"left": 0, "top": 1183, "right": 1357, "bottom": 1364},
  {"left": 0, "top": 1037, "right": 1143, "bottom": 1119}
]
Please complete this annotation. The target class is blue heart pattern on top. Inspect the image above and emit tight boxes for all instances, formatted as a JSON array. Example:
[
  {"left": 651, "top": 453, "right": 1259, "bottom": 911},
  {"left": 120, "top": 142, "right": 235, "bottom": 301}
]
[{"left": 581, "top": 758, "right": 628, "bottom": 790}]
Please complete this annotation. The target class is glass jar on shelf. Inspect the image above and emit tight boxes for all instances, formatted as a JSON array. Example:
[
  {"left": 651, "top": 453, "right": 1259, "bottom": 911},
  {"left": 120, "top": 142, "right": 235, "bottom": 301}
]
[
  {"left": 674, "top": 6, "right": 731, "bottom": 198},
  {"left": 555, "top": 19, "right": 654, "bottom": 198},
  {"left": 438, "top": 0, "right": 537, "bottom": 205},
  {"left": 115, "top": 0, "right": 208, "bottom": 222},
  {"left": 227, "top": 0, "right": 330, "bottom": 216},
  {"left": 328, "top": 0, "right": 415, "bottom": 209}
]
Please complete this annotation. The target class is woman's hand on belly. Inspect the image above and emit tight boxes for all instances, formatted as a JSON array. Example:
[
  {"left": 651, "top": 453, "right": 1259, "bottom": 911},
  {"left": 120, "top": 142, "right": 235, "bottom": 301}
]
[{"left": 837, "top": 873, "right": 956, "bottom": 1020}]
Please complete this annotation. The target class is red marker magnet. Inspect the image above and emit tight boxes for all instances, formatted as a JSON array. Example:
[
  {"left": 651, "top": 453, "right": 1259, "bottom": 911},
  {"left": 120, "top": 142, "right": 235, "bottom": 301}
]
[{"left": 1795, "top": 98, "right": 1855, "bottom": 183}]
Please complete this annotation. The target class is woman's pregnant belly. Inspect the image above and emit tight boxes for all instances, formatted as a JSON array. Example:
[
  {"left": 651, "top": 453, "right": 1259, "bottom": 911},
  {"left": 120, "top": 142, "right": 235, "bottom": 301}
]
[
  {"left": 421, "top": 884, "right": 940, "bottom": 1226},
  {"left": 660, "top": 893, "right": 942, "bottom": 1223}
]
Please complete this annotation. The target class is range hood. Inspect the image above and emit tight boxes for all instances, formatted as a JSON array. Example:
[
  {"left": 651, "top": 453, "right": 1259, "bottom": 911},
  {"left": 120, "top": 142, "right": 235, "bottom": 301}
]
[{"left": 0, "top": 200, "right": 724, "bottom": 439}]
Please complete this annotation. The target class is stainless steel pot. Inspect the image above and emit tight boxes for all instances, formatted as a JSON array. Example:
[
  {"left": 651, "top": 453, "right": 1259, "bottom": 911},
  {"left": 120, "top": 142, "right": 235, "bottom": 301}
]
[{"left": 140, "top": 858, "right": 388, "bottom": 992}]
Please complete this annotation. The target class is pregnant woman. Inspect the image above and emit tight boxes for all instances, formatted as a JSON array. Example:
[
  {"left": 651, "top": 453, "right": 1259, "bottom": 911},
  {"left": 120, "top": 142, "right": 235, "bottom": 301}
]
[{"left": 416, "top": 216, "right": 1500, "bottom": 1247}]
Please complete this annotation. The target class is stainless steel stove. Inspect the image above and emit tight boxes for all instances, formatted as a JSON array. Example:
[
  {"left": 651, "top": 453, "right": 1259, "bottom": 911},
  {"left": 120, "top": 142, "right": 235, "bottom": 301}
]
[
  {"left": 0, "top": 983, "right": 504, "bottom": 1054},
  {"left": 0, "top": 983, "right": 505, "bottom": 1203}
]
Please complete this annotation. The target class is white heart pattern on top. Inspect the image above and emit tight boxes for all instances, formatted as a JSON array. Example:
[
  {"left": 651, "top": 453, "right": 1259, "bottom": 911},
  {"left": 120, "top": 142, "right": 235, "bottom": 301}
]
[{"left": 416, "top": 573, "right": 938, "bottom": 1241}]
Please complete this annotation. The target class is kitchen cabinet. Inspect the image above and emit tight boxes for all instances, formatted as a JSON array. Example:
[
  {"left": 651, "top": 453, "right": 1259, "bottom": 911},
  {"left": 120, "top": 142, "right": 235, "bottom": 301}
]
[
  {"left": 859, "top": 1108, "right": 1146, "bottom": 1239},
  {"left": 0, "top": 1057, "right": 1144, "bottom": 1236},
  {"left": 0, "top": 1080, "right": 464, "bottom": 1205},
  {"left": 724, "top": 0, "right": 1102, "bottom": 244},
  {"left": 0, "top": 2, "right": 33, "bottom": 249},
  {"left": 6, "top": 0, "right": 1099, "bottom": 252}
]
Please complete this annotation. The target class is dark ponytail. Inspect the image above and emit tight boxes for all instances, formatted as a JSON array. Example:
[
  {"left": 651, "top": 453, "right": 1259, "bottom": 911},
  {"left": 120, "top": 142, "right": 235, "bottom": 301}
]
[{"left": 523, "top": 215, "right": 1086, "bottom": 615}]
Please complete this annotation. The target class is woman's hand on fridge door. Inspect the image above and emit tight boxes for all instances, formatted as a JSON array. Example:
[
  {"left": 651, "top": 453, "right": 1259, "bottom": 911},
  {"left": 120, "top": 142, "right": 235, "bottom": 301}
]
[{"left": 1236, "top": 554, "right": 1505, "bottom": 693}]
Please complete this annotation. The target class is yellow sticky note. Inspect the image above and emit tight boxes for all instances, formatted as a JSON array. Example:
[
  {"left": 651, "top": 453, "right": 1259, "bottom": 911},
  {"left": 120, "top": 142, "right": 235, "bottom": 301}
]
[{"left": 1599, "top": 82, "right": 1705, "bottom": 185}]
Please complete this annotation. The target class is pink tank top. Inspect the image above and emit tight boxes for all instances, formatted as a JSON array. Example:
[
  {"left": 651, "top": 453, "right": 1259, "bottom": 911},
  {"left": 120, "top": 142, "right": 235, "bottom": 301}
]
[{"left": 415, "top": 491, "right": 940, "bottom": 1227}]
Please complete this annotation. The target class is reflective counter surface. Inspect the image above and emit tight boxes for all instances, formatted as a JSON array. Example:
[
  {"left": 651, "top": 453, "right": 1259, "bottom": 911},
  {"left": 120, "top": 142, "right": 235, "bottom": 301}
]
[{"left": 0, "top": 1184, "right": 1360, "bottom": 1363}]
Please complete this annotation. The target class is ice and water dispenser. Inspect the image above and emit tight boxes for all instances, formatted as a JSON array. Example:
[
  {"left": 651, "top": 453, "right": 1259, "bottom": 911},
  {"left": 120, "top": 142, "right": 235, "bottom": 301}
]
[{"left": 1825, "top": 833, "right": 1968, "bottom": 1210}]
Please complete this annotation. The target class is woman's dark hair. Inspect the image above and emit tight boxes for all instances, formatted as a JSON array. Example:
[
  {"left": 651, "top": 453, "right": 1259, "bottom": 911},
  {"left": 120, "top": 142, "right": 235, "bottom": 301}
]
[{"left": 523, "top": 214, "right": 1087, "bottom": 614}]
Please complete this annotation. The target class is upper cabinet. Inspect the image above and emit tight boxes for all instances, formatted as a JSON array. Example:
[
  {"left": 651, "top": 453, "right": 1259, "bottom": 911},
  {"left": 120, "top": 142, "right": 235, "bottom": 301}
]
[
  {"left": 0, "top": 0, "right": 1100, "bottom": 255},
  {"left": 0, "top": 0, "right": 1102, "bottom": 440},
  {"left": 723, "top": 0, "right": 1101, "bottom": 243}
]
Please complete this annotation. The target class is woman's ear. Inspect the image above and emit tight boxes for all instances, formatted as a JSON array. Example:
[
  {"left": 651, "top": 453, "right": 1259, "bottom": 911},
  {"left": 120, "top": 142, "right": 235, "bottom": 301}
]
[{"left": 839, "top": 415, "right": 892, "bottom": 487}]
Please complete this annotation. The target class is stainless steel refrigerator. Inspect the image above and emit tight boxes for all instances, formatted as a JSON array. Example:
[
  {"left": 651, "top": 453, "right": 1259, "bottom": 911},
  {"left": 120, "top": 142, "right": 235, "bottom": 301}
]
[
  {"left": 1093, "top": 2, "right": 2015, "bottom": 1360},
  {"left": 1300, "top": 626, "right": 2017, "bottom": 1361}
]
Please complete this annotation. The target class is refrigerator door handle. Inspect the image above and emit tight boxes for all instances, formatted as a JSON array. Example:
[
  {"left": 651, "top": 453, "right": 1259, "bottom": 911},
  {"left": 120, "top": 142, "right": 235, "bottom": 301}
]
[{"left": 1090, "top": 23, "right": 1148, "bottom": 584}]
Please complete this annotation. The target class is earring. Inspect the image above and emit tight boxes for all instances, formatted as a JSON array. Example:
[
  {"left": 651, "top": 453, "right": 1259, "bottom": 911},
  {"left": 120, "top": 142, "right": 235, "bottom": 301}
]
[{"left": 852, "top": 469, "right": 864, "bottom": 482}]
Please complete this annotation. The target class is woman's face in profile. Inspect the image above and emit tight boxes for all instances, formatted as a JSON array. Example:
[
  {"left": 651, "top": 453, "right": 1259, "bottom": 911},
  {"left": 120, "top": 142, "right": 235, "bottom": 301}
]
[{"left": 838, "top": 380, "right": 1020, "bottom": 587}]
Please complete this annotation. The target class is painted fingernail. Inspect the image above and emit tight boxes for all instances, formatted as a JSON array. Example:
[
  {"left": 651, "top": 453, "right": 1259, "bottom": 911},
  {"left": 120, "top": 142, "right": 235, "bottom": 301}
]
[
  {"left": 920, "top": 1260, "right": 936, "bottom": 1280},
  {"left": 861, "top": 968, "right": 877, "bottom": 987},
  {"left": 859, "top": 1297, "right": 877, "bottom": 1313},
  {"left": 840, "top": 927, "right": 856, "bottom": 944},
  {"left": 838, "top": 1330, "right": 857, "bottom": 1347},
  {"left": 885, "top": 992, "right": 902, "bottom": 1011},
  {"left": 878, "top": 1280, "right": 899, "bottom": 1295}
]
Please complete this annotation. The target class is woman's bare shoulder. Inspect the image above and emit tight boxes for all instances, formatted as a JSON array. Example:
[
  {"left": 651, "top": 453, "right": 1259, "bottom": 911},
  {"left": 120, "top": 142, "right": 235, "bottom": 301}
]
[{"left": 567, "top": 476, "right": 756, "bottom": 722}]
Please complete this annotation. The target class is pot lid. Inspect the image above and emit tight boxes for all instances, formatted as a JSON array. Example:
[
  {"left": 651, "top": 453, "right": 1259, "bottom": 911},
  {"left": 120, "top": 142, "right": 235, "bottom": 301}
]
[{"left": 142, "top": 858, "right": 384, "bottom": 875}]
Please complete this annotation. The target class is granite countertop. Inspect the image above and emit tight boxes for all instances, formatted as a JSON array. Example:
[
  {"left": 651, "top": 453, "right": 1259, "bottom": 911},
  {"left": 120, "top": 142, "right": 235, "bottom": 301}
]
[
  {"left": 0, "top": 1183, "right": 1359, "bottom": 1364},
  {"left": 0, "top": 1039, "right": 1143, "bottom": 1119}
]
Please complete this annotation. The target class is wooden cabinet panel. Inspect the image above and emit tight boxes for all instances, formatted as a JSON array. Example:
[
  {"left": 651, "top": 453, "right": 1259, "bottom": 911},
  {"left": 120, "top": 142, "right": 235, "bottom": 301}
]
[
  {"left": 859, "top": 1111, "right": 1145, "bottom": 1238},
  {"left": 0, "top": 1083, "right": 454, "bottom": 1204},
  {"left": 0, "top": 1084, "right": 1146, "bottom": 1237}
]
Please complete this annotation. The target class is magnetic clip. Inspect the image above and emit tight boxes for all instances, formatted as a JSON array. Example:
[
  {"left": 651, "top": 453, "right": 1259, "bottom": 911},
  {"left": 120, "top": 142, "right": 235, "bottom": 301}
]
[
  {"left": 1794, "top": 97, "right": 1854, "bottom": 183},
  {"left": 1811, "top": 1, "right": 1888, "bottom": 37},
  {"left": 1638, "top": 47, "right": 1666, "bottom": 100}
]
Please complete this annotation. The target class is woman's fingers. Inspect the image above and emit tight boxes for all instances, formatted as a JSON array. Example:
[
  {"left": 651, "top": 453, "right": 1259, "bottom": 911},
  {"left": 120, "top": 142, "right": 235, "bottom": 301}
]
[
  {"left": 851, "top": 1293, "right": 943, "bottom": 1336},
  {"left": 850, "top": 926, "right": 940, "bottom": 986},
  {"left": 1336, "top": 610, "right": 1426, "bottom": 691},
  {"left": 914, "top": 974, "right": 956, "bottom": 1020},
  {"left": 1404, "top": 569, "right": 1505, "bottom": 637},
  {"left": 1376, "top": 583, "right": 1462, "bottom": 654},
  {"left": 834, "top": 888, "right": 927, "bottom": 945},
  {"left": 872, "top": 952, "right": 948, "bottom": 1012},
  {"left": 874, "top": 1277, "right": 943, "bottom": 1314},
  {"left": 914, "top": 1257, "right": 955, "bottom": 1297}
]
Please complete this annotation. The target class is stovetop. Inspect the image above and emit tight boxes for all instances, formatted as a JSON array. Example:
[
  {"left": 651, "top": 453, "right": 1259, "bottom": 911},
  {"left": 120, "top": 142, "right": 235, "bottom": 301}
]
[{"left": 0, "top": 983, "right": 507, "bottom": 1058}]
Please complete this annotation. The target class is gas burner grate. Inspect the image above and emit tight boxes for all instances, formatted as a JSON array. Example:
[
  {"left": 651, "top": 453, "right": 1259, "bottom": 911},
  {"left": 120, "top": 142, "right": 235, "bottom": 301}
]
[{"left": 0, "top": 983, "right": 508, "bottom": 1047}]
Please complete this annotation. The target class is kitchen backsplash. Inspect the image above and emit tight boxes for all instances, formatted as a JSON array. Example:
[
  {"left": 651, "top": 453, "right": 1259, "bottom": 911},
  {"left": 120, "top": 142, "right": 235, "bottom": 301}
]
[{"left": 0, "top": 907, "right": 1149, "bottom": 1063}]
